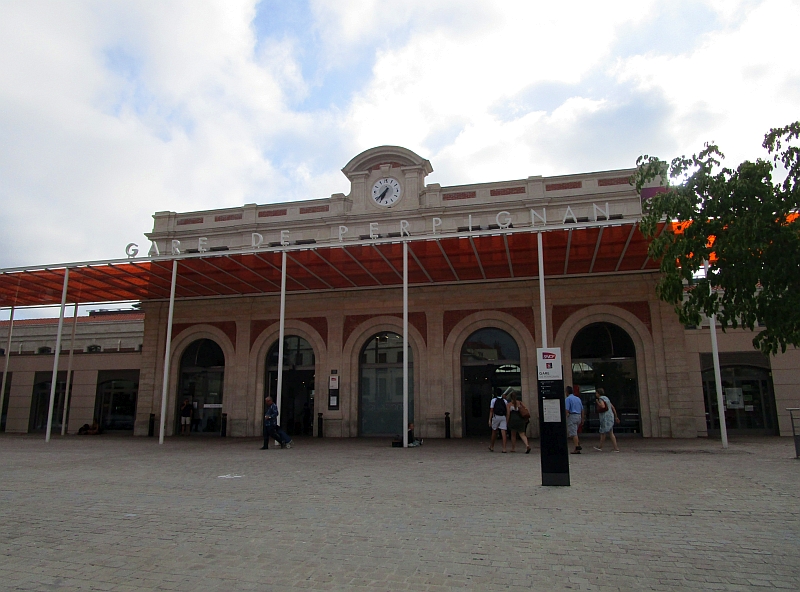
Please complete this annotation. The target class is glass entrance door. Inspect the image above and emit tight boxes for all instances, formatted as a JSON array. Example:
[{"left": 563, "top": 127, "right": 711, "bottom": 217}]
[
  {"left": 96, "top": 379, "right": 138, "bottom": 431},
  {"left": 29, "top": 371, "right": 68, "bottom": 433},
  {"left": 178, "top": 339, "right": 225, "bottom": 435},
  {"left": 702, "top": 366, "right": 778, "bottom": 434},
  {"left": 461, "top": 328, "right": 522, "bottom": 437},
  {"left": 359, "top": 332, "right": 413, "bottom": 437}
]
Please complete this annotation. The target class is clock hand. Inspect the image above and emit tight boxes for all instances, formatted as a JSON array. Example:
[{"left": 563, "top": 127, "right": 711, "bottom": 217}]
[{"left": 378, "top": 187, "right": 390, "bottom": 202}]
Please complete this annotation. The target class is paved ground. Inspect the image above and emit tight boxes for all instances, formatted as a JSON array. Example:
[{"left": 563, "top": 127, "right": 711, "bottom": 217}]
[{"left": 0, "top": 434, "right": 798, "bottom": 591}]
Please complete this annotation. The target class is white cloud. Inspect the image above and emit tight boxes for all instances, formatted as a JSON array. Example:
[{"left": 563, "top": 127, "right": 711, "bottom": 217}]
[{"left": 0, "top": 0, "right": 796, "bottom": 278}]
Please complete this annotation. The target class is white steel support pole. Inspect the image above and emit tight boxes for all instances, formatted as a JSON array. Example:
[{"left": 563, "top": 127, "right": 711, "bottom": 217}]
[
  {"left": 0, "top": 306, "right": 14, "bottom": 428},
  {"left": 45, "top": 268, "right": 69, "bottom": 442},
  {"left": 705, "top": 260, "right": 728, "bottom": 449},
  {"left": 276, "top": 251, "right": 287, "bottom": 415},
  {"left": 537, "top": 232, "right": 548, "bottom": 348},
  {"left": 60, "top": 304, "right": 79, "bottom": 435},
  {"left": 403, "top": 242, "right": 409, "bottom": 448},
  {"left": 158, "top": 260, "right": 178, "bottom": 445}
]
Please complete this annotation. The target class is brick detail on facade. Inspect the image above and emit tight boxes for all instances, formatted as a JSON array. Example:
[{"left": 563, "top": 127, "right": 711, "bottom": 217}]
[
  {"left": 176, "top": 217, "right": 203, "bottom": 226},
  {"left": 551, "top": 301, "right": 652, "bottom": 338},
  {"left": 172, "top": 321, "right": 237, "bottom": 350},
  {"left": 442, "top": 191, "right": 477, "bottom": 201},
  {"left": 343, "top": 313, "right": 428, "bottom": 346},
  {"left": 545, "top": 181, "right": 582, "bottom": 191},
  {"left": 299, "top": 205, "right": 330, "bottom": 214},
  {"left": 214, "top": 213, "right": 243, "bottom": 222},
  {"left": 598, "top": 177, "right": 631, "bottom": 187},
  {"left": 489, "top": 186, "right": 526, "bottom": 197},
  {"left": 249, "top": 317, "right": 328, "bottom": 350},
  {"left": 442, "top": 307, "right": 536, "bottom": 346},
  {"left": 258, "top": 209, "right": 288, "bottom": 218}
]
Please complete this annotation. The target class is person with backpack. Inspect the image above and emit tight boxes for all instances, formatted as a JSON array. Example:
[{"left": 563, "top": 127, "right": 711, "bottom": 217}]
[
  {"left": 488, "top": 388, "right": 510, "bottom": 453},
  {"left": 506, "top": 390, "right": 532, "bottom": 453}
]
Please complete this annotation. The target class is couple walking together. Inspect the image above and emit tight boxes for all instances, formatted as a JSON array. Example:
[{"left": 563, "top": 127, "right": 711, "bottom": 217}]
[
  {"left": 566, "top": 386, "right": 620, "bottom": 453},
  {"left": 488, "top": 388, "right": 531, "bottom": 454}
]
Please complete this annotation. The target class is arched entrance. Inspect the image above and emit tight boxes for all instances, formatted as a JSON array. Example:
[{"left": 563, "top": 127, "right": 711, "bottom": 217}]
[
  {"left": 177, "top": 339, "right": 225, "bottom": 434},
  {"left": 571, "top": 322, "right": 640, "bottom": 433},
  {"left": 359, "top": 331, "right": 413, "bottom": 436},
  {"left": 266, "top": 336, "right": 315, "bottom": 436},
  {"left": 461, "top": 328, "right": 521, "bottom": 437},
  {"left": 702, "top": 365, "right": 778, "bottom": 435}
]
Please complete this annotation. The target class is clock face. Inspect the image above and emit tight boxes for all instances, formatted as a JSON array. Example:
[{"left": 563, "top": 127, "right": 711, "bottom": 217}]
[{"left": 371, "top": 177, "right": 402, "bottom": 207}]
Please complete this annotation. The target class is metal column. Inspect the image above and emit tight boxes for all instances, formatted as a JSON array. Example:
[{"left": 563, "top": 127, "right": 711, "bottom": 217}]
[
  {"left": 45, "top": 268, "right": 69, "bottom": 442},
  {"left": 403, "top": 241, "right": 409, "bottom": 448},
  {"left": 158, "top": 260, "right": 178, "bottom": 444},
  {"left": 704, "top": 260, "right": 728, "bottom": 449},
  {"left": 276, "top": 251, "right": 287, "bottom": 415},
  {"left": 537, "top": 232, "right": 548, "bottom": 348},
  {"left": 61, "top": 304, "right": 79, "bottom": 435},
  {"left": 0, "top": 306, "right": 14, "bottom": 429}
]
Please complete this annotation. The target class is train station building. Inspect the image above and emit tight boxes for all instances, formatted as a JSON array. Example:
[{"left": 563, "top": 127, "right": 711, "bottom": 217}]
[{"left": 1, "top": 146, "right": 797, "bottom": 440}]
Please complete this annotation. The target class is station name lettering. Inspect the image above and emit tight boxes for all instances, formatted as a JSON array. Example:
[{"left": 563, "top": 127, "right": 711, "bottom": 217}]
[{"left": 131, "top": 203, "right": 613, "bottom": 258}]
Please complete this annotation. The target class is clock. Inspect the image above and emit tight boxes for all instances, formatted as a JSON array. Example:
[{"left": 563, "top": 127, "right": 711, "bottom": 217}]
[{"left": 371, "top": 177, "right": 402, "bottom": 207}]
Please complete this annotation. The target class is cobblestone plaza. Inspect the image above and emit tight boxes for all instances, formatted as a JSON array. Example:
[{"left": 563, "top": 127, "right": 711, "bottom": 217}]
[{"left": 1, "top": 435, "right": 798, "bottom": 591}]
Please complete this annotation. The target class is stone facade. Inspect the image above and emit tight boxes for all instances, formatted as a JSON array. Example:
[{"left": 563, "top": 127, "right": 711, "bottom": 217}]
[{"left": 3, "top": 146, "right": 798, "bottom": 438}]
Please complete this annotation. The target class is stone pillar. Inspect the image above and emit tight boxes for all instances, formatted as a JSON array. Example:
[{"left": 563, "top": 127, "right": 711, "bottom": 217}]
[{"left": 5, "top": 370, "right": 35, "bottom": 433}]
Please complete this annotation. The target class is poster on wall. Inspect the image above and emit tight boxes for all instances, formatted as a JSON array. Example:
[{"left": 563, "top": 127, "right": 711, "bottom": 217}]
[
  {"left": 725, "top": 387, "right": 744, "bottom": 409},
  {"left": 537, "top": 348, "right": 562, "bottom": 381}
]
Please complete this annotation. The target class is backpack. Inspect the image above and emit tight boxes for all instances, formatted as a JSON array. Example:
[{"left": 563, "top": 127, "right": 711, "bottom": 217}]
[{"left": 492, "top": 397, "right": 507, "bottom": 417}]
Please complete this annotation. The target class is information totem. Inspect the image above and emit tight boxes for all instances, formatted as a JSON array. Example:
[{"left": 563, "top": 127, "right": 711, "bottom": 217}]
[{"left": 536, "top": 348, "right": 570, "bottom": 486}]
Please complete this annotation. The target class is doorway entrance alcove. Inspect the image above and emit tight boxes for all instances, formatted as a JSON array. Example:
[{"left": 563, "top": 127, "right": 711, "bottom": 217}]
[
  {"left": 359, "top": 331, "right": 413, "bottom": 437},
  {"left": 266, "top": 336, "right": 315, "bottom": 436},
  {"left": 461, "top": 328, "right": 521, "bottom": 437},
  {"left": 177, "top": 339, "right": 225, "bottom": 435},
  {"left": 570, "top": 322, "right": 641, "bottom": 433}
]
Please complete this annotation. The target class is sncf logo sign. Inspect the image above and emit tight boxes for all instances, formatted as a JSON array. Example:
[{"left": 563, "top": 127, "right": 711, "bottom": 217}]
[{"left": 542, "top": 352, "right": 557, "bottom": 359}]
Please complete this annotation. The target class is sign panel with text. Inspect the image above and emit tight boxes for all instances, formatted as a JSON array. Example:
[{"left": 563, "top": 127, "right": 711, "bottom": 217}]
[{"left": 537, "top": 348, "right": 563, "bottom": 381}]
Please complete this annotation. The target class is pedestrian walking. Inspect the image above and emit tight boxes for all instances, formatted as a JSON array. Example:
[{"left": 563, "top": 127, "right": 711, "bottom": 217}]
[
  {"left": 179, "top": 398, "right": 192, "bottom": 435},
  {"left": 565, "top": 386, "right": 584, "bottom": 453},
  {"left": 506, "top": 390, "right": 531, "bottom": 453},
  {"left": 593, "top": 387, "right": 620, "bottom": 452},
  {"left": 262, "top": 396, "right": 293, "bottom": 449},
  {"left": 488, "top": 388, "right": 509, "bottom": 453}
]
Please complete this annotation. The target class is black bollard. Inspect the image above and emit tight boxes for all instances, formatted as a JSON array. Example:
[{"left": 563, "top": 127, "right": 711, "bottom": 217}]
[
  {"left": 221, "top": 413, "right": 227, "bottom": 437},
  {"left": 317, "top": 413, "right": 323, "bottom": 438},
  {"left": 445, "top": 412, "right": 451, "bottom": 439},
  {"left": 148, "top": 413, "right": 155, "bottom": 437}
]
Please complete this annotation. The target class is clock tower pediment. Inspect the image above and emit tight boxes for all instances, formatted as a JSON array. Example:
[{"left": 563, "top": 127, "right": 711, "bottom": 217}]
[{"left": 342, "top": 146, "right": 432, "bottom": 213}]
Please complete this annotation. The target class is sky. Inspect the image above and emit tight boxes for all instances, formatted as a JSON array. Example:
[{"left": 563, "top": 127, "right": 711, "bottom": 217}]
[{"left": 0, "top": 0, "right": 798, "bottom": 279}]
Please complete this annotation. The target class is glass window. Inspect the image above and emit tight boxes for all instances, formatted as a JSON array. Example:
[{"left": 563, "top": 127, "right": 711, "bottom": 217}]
[{"left": 359, "top": 332, "right": 413, "bottom": 437}]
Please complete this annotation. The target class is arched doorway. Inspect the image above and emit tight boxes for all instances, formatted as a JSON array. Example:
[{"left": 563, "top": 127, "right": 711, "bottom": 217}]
[
  {"left": 702, "top": 365, "right": 778, "bottom": 435},
  {"left": 177, "top": 339, "right": 225, "bottom": 434},
  {"left": 571, "top": 322, "right": 640, "bottom": 433},
  {"left": 359, "top": 331, "right": 413, "bottom": 436},
  {"left": 461, "top": 328, "right": 521, "bottom": 437},
  {"left": 266, "top": 336, "right": 315, "bottom": 436}
]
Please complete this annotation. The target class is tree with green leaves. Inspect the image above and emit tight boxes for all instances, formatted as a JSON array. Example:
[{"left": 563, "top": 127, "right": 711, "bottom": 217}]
[{"left": 634, "top": 122, "right": 800, "bottom": 355}]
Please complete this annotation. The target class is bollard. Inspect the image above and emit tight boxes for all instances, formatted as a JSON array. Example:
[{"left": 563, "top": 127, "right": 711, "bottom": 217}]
[
  {"left": 445, "top": 412, "right": 451, "bottom": 439},
  {"left": 317, "top": 413, "right": 323, "bottom": 438},
  {"left": 221, "top": 413, "right": 227, "bottom": 437},
  {"left": 148, "top": 413, "right": 155, "bottom": 437}
]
